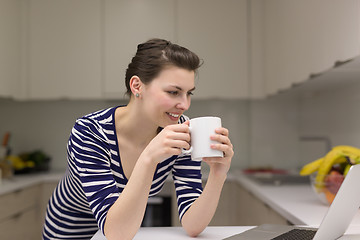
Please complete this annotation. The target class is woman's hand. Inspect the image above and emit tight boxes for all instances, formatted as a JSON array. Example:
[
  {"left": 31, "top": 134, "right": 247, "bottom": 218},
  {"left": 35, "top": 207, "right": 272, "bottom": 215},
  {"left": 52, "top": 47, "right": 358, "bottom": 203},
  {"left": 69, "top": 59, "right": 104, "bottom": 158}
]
[
  {"left": 203, "top": 127, "right": 233, "bottom": 178},
  {"left": 142, "top": 122, "right": 190, "bottom": 164},
  {"left": 180, "top": 127, "right": 233, "bottom": 237}
]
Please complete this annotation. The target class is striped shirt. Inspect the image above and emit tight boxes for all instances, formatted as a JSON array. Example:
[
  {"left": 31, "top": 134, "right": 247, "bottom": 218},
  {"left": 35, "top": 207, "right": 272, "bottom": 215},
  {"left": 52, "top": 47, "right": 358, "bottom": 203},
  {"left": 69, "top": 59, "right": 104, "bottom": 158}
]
[{"left": 42, "top": 106, "right": 203, "bottom": 240}]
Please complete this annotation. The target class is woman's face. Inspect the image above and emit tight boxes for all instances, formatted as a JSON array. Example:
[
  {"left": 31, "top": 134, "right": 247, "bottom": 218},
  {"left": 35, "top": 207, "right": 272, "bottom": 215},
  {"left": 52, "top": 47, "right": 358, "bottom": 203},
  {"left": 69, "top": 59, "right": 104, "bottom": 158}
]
[{"left": 141, "top": 66, "right": 195, "bottom": 128}]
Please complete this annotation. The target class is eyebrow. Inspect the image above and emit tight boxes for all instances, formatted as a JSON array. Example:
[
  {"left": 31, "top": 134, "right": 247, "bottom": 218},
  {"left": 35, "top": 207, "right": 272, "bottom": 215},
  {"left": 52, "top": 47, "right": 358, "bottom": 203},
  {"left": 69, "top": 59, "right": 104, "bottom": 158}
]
[{"left": 170, "top": 85, "right": 196, "bottom": 92}]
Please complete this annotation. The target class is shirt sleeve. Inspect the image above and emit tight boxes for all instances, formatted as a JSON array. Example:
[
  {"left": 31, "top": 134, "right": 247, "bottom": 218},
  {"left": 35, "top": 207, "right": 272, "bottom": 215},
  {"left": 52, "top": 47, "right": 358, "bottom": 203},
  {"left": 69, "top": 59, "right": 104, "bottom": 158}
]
[
  {"left": 172, "top": 114, "right": 203, "bottom": 222},
  {"left": 172, "top": 154, "right": 203, "bottom": 222},
  {"left": 68, "top": 118, "right": 120, "bottom": 235}
]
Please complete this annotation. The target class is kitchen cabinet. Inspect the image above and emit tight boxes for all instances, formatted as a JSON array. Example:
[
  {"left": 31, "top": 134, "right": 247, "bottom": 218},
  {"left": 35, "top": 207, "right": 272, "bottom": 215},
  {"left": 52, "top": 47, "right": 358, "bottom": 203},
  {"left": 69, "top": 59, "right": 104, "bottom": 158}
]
[
  {"left": 0, "top": 208, "right": 39, "bottom": 240},
  {"left": 176, "top": 0, "right": 249, "bottom": 99},
  {"left": 24, "top": 0, "right": 102, "bottom": 99},
  {"left": 2, "top": 0, "right": 359, "bottom": 100},
  {"left": 16, "top": 0, "right": 249, "bottom": 100},
  {"left": 0, "top": 0, "right": 21, "bottom": 98},
  {"left": 38, "top": 182, "right": 58, "bottom": 233},
  {"left": 170, "top": 180, "right": 239, "bottom": 227},
  {"left": 258, "top": 0, "right": 360, "bottom": 96},
  {"left": 0, "top": 185, "right": 41, "bottom": 240},
  {"left": 234, "top": 182, "right": 288, "bottom": 225},
  {"left": 209, "top": 180, "right": 288, "bottom": 226},
  {"left": 90, "top": 0, "right": 249, "bottom": 100},
  {"left": 209, "top": 181, "right": 238, "bottom": 226},
  {"left": 103, "top": 0, "right": 176, "bottom": 99},
  {"left": 0, "top": 179, "right": 58, "bottom": 240},
  {"left": 171, "top": 179, "right": 288, "bottom": 227}
]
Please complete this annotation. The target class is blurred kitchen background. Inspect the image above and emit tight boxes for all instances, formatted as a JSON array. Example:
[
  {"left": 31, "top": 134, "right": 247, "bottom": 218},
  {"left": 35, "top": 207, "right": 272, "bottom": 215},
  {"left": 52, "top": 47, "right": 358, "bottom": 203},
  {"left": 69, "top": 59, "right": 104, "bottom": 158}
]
[
  {"left": 1, "top": 0, "right": 360, "bottom": 172},
  {"left": 1, "top": 1, "right": 360, "bottom": 239}
]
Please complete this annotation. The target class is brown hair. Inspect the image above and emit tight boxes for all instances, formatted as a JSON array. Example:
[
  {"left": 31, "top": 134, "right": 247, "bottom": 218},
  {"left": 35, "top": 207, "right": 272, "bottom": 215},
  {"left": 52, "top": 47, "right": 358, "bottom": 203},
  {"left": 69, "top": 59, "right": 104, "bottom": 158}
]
[{"left": 125, "top": 38, "right": 202, "bottom": 97}]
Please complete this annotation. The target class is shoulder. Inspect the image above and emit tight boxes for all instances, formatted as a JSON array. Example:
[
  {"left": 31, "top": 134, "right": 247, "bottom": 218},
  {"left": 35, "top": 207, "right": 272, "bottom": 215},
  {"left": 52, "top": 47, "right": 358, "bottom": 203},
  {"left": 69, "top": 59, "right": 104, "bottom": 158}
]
[
  {"left": 73, "top": 107, "right": 117, "bottom": 138},
  {"left": 76, "top": 107, "right": 116, "bottom": 126},
  {"left": 82, "top": 107, "right": 116, "bottom": 123}
]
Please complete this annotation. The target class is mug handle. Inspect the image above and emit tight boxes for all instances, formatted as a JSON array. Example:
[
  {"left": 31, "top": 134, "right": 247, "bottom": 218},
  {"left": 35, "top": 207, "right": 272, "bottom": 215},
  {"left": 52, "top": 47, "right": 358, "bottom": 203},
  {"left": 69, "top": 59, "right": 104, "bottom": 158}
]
[{"left": 181, "top": 126, "right": 192, "bottom": 154}]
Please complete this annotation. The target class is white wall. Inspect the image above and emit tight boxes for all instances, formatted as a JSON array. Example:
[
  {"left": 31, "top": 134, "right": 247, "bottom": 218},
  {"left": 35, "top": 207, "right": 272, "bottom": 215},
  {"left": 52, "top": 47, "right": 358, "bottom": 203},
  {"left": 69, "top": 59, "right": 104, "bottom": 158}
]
[
  {"left": 298, "top": 81, "right": 360, "bottom": 167},
  {"left": 249, "top": 94, "right": 300, "bottom": 170},
  {"left": 249, "top": 80, "right": 360, "bottom": 171}
]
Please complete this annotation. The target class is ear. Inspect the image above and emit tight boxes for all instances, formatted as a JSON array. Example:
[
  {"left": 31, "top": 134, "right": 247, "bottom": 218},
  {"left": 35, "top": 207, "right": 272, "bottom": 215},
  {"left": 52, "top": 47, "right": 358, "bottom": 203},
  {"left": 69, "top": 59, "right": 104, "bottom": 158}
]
[{"left": 129, "top": 76, "right": 143, "bottom": 96}]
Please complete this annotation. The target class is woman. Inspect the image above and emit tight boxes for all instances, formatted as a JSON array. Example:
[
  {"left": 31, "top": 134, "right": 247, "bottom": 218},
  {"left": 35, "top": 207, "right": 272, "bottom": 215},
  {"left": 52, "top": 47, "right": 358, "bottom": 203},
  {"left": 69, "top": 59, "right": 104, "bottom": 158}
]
[{"left": 43, "top": 38, "right": 234, "bottom": 240}]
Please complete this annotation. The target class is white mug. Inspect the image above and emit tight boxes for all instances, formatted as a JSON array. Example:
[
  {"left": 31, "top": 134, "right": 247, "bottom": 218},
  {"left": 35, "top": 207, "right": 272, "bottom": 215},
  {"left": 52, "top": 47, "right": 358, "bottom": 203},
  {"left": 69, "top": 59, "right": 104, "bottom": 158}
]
[{"left": 183, "top": 116, "right": 224, "bottom": 160}]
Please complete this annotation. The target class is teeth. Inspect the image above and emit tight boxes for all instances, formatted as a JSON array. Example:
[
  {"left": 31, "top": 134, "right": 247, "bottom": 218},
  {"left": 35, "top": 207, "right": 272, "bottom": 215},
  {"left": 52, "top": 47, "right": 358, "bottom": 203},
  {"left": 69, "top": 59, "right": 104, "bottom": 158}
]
[{"left": 168, "top": 113, "right": 179, "bottom": 118}]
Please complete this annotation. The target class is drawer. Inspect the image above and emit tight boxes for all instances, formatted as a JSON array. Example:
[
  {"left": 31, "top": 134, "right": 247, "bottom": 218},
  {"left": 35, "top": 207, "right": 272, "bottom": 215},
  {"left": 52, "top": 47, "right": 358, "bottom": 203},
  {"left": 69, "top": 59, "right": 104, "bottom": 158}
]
[
  {"left": 0, "top": 207, "right": 40, "bottom": 240},
  {"left": 0, "top": 184, "right": 40, "bottom": 222}
]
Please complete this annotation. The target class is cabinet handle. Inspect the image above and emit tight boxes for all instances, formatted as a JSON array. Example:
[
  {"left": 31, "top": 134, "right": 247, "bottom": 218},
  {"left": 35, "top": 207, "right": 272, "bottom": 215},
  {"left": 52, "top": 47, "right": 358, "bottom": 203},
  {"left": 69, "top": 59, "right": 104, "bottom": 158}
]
[
  {"left": 13, "top": 189, "right": 22, "bottom": 195},
  {"left": 12, "top": 212, "right": 22, "bottom": 220}
]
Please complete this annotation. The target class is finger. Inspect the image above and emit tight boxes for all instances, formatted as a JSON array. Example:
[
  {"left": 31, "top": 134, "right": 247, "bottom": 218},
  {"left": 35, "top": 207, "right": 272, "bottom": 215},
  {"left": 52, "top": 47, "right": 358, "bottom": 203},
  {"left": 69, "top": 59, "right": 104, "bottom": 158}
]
[
  {"left": 210, "top": 134, "right": 230, "bottom": 145},
  {"left": 173, "top": 139, "right": 191, "bottom": 150},
  {"left": 215, "top": 127, "right": 229, "bottom": 136},
  {"left": 182, "top": 120, "right": 190, "bottom": 126},
  {"left": 163, "top": 126, "right": 190, "bottom": 139},
  {"left": 173, "top": 131, "right": 191, "bottom": 142},
  {"left": 167, "top": 123, "right": 190, "bottom": 133},
  {"left": 211, "top": 143, "right": 233, "bottom": 157},
  {"left": 163, "top": 135, "right": 191, "bottom": 149}
]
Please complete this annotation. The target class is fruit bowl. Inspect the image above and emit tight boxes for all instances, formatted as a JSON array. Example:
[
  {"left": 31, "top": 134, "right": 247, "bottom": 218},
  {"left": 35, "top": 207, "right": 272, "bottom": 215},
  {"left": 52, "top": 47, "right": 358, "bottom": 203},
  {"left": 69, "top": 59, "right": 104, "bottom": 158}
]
[{"left": 310, "top": 171, "right": 344, "bottom": 205}]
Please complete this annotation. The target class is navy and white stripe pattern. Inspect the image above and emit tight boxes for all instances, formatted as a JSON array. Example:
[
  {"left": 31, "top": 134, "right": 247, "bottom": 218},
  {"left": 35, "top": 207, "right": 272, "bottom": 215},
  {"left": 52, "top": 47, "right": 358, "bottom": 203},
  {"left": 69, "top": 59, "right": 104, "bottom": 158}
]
[{"left": 43, "top": 107, "right": 202, "bottom": 239}]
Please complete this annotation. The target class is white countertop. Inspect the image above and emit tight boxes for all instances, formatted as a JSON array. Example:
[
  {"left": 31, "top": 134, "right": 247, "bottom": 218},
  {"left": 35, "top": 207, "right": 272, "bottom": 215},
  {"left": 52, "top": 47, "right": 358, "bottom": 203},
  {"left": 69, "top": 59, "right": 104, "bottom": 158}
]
[
  {"left": 232, "top": 169, "right": 360, "bottom": 227},
  {"left": 0, "top": 171, "right": 64, "bottom": 195},
  {"left": 91, "top": 226, "right": 254, "bottom": 240},
  {"left": 90, "top": 225, "right": 360, "bottom": 240}
]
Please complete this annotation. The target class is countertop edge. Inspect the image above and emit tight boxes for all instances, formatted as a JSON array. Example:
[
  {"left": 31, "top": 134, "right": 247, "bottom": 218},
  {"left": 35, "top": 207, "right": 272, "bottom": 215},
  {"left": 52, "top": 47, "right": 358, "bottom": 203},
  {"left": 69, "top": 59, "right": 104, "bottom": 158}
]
[{"left": 0, "top": 171, "right": 64, "bottom": 195}]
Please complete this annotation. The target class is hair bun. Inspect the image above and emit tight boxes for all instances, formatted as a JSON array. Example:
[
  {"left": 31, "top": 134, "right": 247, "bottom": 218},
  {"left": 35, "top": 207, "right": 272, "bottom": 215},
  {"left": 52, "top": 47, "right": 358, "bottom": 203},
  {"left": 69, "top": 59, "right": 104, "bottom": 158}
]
[{"left": 137, "top": 38, "right": 170, "bottom": 52}]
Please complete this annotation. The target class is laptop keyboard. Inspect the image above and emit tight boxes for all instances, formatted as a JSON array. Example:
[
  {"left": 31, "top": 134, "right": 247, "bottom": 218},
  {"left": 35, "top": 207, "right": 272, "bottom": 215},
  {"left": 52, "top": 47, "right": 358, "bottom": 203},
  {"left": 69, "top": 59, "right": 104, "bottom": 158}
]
[{"left": 271, "top": 229, "right": 317, "bottom": 240}]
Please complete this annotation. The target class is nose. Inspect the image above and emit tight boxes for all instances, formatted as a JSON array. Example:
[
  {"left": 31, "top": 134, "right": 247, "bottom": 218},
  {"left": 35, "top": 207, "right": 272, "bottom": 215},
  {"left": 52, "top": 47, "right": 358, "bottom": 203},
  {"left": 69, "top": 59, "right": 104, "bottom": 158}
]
[{"left": 176, "top": 95, "right": 191, "bottom": 111}]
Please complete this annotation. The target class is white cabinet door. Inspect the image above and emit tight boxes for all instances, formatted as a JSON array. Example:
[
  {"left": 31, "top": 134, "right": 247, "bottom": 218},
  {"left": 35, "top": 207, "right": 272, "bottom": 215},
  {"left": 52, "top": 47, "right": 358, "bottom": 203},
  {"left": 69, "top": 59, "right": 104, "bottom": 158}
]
[
  {"left": 263, "top": 0, "right": 360, "bottom": 96},
  {"left": 176, "top": 0, "right": 249, "bottom": 99},
  {"left": 26, "top": 0, "right": 102, "bottom": 99},
  {"left": 0, "top": 0, "right": 21, "bottom": 98},
  {"left": 103, "top": 0, "right": 176, "bottom": 99}
]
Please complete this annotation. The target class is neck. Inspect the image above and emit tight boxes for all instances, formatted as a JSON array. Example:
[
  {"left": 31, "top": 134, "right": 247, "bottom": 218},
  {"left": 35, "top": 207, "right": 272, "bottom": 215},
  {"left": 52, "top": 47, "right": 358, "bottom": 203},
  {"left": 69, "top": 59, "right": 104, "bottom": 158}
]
[{"left": 115, "top": 101, "right": 158, "bottom": 147}]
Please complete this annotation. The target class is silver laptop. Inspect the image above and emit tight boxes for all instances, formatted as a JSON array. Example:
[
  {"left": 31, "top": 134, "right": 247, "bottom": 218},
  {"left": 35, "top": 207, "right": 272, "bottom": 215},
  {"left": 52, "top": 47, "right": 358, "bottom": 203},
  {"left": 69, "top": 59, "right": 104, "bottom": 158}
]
[{"left": 224, "top": 164, "right": 360, "bottom": 240}]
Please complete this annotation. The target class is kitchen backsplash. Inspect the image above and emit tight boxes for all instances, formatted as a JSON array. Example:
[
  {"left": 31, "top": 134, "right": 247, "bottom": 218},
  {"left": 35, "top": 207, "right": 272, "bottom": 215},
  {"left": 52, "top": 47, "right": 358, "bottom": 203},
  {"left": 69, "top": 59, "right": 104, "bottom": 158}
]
[
  {"left": 0, "top": 99, "right": 249, "bottom": 171},
  {"left": 1, "top": 81, "right": 359, "bottom": 171},
  {"left": 250, "top": 80, "right": 360, "bottom": 170}
]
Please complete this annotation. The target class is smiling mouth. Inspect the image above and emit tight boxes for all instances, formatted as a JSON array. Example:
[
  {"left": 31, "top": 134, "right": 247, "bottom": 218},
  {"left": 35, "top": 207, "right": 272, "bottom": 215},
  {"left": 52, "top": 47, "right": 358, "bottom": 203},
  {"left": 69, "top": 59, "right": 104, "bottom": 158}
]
[{"left": 166, "top": 112, "right": 180, "bottom": 119}]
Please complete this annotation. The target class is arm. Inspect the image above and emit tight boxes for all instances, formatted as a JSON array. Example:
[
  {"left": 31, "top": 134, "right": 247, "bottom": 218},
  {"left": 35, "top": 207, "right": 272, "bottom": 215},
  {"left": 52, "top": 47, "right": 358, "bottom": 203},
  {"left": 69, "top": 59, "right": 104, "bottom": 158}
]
[
  {"left": 104, "top": 124, "right": 191, "bottom": 240},
  {"left": 181, "top": 170, "right": 226, "bottom": 237},
  {"left": 104, "top": 154, "right": 158, "bottom": 240},
  {"left": 181, "top": 127, "right": 234, "bottom": 237}
]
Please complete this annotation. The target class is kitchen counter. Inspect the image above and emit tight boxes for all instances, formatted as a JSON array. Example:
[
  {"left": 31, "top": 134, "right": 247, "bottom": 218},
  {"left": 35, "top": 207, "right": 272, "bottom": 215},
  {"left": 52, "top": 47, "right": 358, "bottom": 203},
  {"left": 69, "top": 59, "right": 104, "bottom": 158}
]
[
  {"left": 2, "top": 169, "right": 360, "bottom": 239},
  {"left": 90, "top": 169, "right": 360, "bottom": 239},
  {"left": 2, "top": 169, "right": 360, "bottom": 226},
  {"left": 91, "top": 226, "right": 254, "bottom": 240},
  {"left": 90, "top": 225, "right": 360, "bottom": 240},
  {"left": 0, "top": 171, "right": 63, "bottom": 195},
  {"left": 232, "top": 169, "right": 360, "bottom": 227}
]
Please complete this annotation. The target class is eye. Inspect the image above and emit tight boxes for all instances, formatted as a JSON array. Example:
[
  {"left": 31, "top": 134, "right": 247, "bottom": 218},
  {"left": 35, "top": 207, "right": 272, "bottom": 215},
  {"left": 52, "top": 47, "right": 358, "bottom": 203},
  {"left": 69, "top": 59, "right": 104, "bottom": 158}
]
[
  {"left": 167, "top": 91, "right": 179, "bottom": 96},
  {"left": 187, "top": 91, "right": 194, "bottom": 96}
]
